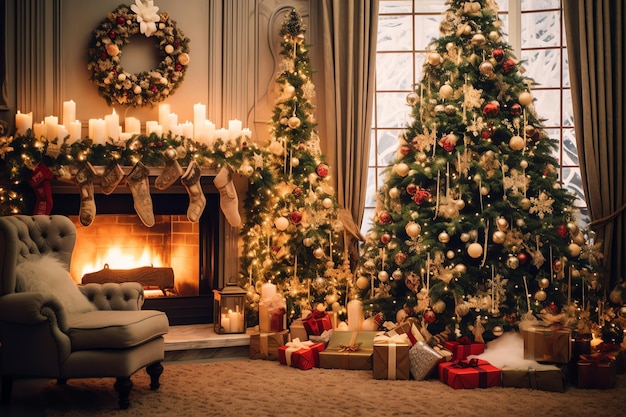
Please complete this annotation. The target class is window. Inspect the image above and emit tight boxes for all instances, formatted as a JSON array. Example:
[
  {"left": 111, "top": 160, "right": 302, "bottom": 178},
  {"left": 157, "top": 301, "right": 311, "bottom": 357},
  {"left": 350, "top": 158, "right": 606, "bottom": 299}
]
[{"left": 363, "top": 0, "right": 585, "bottom": 236}]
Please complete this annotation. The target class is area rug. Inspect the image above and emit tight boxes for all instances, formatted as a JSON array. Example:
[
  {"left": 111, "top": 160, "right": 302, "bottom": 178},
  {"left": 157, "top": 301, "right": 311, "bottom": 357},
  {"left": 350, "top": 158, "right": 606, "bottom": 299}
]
[{"left": 3, "top": 358, "right": 625, "bottom": 417}]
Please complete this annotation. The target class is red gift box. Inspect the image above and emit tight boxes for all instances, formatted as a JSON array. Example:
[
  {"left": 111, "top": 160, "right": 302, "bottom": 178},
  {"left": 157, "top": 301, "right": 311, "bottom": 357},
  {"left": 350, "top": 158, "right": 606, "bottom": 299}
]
[
  {"left": 278, "top": 339, "right": 325, "bottom": 370},
  {"left": 439, "top": 358, "right": 502, "bottom": 389},
  {"left": 303, "top": 310, "right": 333, "bottom": 336},
  {"left": 271, "top": 308, "right": 286, "bottom": 332},
  {"left": 577, "top": 353, "right": 617, "bottom": 389},
  {"left": 443, "top": 336, "right": 485, "bottom": 360}
]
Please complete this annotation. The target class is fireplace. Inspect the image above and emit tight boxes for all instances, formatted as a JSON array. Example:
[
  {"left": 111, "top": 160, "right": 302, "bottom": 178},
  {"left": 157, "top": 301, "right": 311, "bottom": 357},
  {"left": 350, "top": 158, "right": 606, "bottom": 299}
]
[{"left": 50, "top": 169, "right": 239, "bottom": 325}]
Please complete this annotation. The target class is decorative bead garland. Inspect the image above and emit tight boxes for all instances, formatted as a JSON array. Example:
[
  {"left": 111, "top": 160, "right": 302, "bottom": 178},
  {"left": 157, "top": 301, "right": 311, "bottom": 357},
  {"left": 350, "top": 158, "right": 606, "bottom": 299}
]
[{"left": 87, "top": 3, "right": 190, "bottom": 107}]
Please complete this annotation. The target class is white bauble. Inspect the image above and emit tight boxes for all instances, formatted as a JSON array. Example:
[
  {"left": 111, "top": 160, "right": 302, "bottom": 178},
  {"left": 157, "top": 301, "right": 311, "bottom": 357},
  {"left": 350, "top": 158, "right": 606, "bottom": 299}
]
[
  {"left": 275, "top": 216, "right": 289, "bottom": 231},
  {"left": 394, "top": 163, "right": 410, "bottom": 177},
  {"left": 362, "top": 317, "right": 379, "bottom": 331},
  {"left": 378, "top": 270, "right": 389, "bottom": 282}
]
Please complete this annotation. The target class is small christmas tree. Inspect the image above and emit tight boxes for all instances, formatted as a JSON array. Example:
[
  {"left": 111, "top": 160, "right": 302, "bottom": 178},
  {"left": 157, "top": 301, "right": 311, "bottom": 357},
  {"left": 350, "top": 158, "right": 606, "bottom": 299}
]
[
  {"left": 240, "top": 10, "right": 353, "bottom": 327},
  {"left": 357, "top": 0, "right": 603, "bottom": 341}
]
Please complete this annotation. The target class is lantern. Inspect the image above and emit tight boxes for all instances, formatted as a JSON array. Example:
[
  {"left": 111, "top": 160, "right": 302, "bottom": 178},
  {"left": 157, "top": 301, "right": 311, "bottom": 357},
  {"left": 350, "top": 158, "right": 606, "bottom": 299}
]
[{"left": 213, "top": 278, "right": 247, "bottom": 334}]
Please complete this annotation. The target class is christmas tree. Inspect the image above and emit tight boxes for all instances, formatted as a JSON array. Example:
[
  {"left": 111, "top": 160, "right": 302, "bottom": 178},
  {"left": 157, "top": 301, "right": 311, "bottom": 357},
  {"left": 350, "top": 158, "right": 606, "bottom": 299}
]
[
  {"left": 239, "top": 10, "right": 353, "bottom": 327},
  {"left": 357, "top": 0, "right": 603, "bottom": 342}
]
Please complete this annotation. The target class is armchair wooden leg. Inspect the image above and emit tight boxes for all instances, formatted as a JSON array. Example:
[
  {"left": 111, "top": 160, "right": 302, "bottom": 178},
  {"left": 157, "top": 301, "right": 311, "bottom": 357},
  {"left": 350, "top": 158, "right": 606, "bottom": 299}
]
[
  {"left": 146, "top": 362, "right": 163, "bottom": 390},
  {"left": 114, "top": 376, "right": 133, "bottom": 409},
  {"left": 1, "top": 376, "right": 12, "bottom": 405}
]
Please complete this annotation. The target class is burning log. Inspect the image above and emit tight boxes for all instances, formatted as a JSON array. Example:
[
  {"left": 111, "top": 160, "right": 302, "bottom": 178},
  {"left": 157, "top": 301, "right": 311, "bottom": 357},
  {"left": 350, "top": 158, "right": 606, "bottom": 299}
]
[{"left": 81, "top": 264, "right": 176, "bottom": 296}]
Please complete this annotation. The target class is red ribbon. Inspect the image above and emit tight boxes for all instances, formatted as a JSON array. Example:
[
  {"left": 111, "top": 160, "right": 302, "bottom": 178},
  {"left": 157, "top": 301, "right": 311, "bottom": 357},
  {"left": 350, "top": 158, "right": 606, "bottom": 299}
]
[
  {"left": 456, "top": 336, "right": 473, "bottom": 345},
  {"left": 451, "top": 358, "right": 480, "bottom": 368}
]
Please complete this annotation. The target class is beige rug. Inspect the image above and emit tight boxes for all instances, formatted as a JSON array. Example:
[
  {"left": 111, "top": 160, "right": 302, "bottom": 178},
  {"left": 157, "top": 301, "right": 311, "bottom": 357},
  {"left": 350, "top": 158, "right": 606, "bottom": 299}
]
[{"left": 2, "top": 358, "right": 625, "bottom": 417}]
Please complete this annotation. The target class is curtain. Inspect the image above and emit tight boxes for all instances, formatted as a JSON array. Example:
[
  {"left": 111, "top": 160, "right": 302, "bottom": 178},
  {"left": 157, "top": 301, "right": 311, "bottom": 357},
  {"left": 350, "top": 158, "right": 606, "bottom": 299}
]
[
  {"left": 563, "top": 0, "right": 626, "bottom": 290},
  {"left": 316, "top": 0, "right": 378, "bottom": 233}
]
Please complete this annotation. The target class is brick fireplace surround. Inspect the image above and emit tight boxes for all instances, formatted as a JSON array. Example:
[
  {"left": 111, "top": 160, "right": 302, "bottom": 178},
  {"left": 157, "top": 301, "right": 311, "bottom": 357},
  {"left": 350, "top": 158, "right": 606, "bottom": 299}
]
[{"left": 49, "top": 166, "right": 240, "bottom": 325}]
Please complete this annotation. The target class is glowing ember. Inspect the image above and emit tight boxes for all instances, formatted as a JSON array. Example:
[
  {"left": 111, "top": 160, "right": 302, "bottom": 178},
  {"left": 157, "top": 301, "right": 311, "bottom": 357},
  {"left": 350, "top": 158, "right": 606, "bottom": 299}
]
[{"left": 79, "top": 245, "right": 165, "bottom": 278}]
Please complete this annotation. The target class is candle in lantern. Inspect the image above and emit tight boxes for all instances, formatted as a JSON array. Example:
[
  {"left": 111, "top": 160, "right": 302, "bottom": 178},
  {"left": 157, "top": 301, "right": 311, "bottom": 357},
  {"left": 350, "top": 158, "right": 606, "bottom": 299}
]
[
  {"left": 15, "top": 111, "right": 33, "bottom": 136},
  {"left": 221, "top": 314, "right": 231, "bottom": 333},
  {"left": 347, "top": 299, "right": 364, "bottom": 331},
  {"left": 62, "top": 100, "right": 76, "bottom": 129}
]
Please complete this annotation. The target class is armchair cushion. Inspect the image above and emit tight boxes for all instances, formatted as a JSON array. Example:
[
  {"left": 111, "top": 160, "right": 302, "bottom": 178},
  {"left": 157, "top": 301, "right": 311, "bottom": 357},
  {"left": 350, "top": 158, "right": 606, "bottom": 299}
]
[
  {"left": 15, "top": 253, "right": 96, "bottom": 315},
  {"left": 68, "top": 310, "right": 169, "bottom": 350}
]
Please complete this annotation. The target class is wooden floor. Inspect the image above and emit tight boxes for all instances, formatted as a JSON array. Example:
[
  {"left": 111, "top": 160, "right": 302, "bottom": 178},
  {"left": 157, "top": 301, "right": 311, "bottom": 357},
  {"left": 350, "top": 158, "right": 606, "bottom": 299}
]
[{"left": 163, "top": 324, "right": 251, "bottom": 362}]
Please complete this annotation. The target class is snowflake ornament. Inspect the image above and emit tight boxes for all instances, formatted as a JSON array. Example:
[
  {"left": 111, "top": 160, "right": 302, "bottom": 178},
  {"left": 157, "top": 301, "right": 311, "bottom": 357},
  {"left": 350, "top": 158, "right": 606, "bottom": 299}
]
[{"left": 529, "top": 192, "right": 555, "bottom": 219}]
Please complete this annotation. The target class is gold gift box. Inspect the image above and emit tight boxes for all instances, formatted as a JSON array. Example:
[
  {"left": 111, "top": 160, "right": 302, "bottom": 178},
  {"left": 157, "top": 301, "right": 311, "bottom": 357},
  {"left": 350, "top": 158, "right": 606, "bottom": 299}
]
[
  {"left": 249, "top": 330, "right": 289, "bottom": 360},
  {"left": 319, "top": 331, "right": 378, "bottom": 370},
  {"left": 522, "top": 326, "right": 571, "bottom": 364}
]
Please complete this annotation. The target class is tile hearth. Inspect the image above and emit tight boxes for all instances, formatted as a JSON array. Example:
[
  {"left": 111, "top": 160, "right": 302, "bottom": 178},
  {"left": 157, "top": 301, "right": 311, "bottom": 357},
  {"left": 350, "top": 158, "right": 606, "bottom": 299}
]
[{"left": 163, "top": 324, "right": 252, "bottom": 362}]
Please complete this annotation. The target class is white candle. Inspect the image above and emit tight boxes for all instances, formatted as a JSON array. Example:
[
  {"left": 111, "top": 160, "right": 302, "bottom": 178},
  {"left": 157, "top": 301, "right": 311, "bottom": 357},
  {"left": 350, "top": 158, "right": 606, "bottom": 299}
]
[
  {"left": 145, "top": 120, "right": 160, "bottom": 135},
  {"left": 261, "top": 281, "right": 276, "bottom": 300},
  {"left": 241, "top": 127, "right": 252, "bottom": 139},
  {"left": 104, "top": 109, "right": 120, "bottom": 141},
  {"left": 181, "top": 121, "right": 194, "bottom": 139},
  {"left": 68, "top": 121, "right": 82, "bottom": 143},
  {"left": 167, "top": 113, "right": 178, "bottom": 134},
  {"left": 125, "top": 117, "right": 141, "bottom": 134},
  {"left": 193, "top": 103, "right": 206, "bottom": 138},
  {"left": 215, "top": 128, "right": 229, "bottom": 142},
  {"left": 228, "top": 119, "right": 242, "bottom": 141},
  {"left": 33, "top": 122, "right": 45, "bottom": 138},
  {"left": 44, "top": 115, "right": 58, "bottom": 140},
  {"left": 15, "top": 111, "right": 33, "bottom": 136},
  {"left": 62, "top": 100, "right": 76, "bottom": 129},
  {"left": 221, "top": 315, "right": 231, "bottom": 333},
  {"left": 158, "top": 103, "right": 171, "bottom": 130},
  {"left": 347, "top": 299, "right": 364, "bottom": 331},
  {"left": 56, "top": 125, "right": 68, "bottom": 141},
  {"left": 90, "top": 118, "right": 106, "bottom": 144}
]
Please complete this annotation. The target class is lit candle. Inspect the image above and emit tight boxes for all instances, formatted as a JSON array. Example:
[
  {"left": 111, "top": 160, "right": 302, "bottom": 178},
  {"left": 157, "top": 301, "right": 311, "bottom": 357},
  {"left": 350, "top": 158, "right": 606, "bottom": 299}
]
[
  {"left": 167, "top": 113, "right": 178, "bottom": 134},
  {"left": 44, "top": 115, "right": 58, "bottom": 140},
  {"left": 241, "top": 127, "right": 252, "bottom": 140},
  {"left": 145, "top": 120, "right": 160, "bottom": 135},
  {"left": 15, "top": 111, "right": 33, "bottom": 136},
  {"left": 221, "top": 314, "right": 231, "bottom": 333},
  {"left": 104, "top": 109, "right": 120, "bottom": 141},
  {"left": 347, "top": 299, "right": 364, "bottom": 331},
  {"left": 33, "top": 122, "right": 45, "bottom": 138},
  {"left": 89, "top": 118, "right": 106, "bottom": 144},
  {"left": 62, "top": 100, "right": 76, "bottom": 129},
  {"left": 261, "top": 281, "right": 276, "bottom": 301},
  {"left": 125, "top": 117, "right": 141, "bottom": 134},
  {"left": 56, "top": 125, "right": 68, "bottom": 141},
  {"left": 193, "top": 102, "right": 206, "bottom": 138},
  {"left": 181, "top": 121, "right": 194, "bottom": 139},
  {"left": 228, "top": 119, "right": 242, "bottom": 141},
  {"left": 215, "top": 128, "right": 229, "bottom": 143},
  {"left": 68, "top": 120, "right": 82, "bottom": 143}
]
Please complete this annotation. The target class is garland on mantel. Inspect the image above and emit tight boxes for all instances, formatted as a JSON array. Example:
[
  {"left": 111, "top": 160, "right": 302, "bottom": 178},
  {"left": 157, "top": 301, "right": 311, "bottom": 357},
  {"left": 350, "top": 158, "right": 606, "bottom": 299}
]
[{"left": 0, "top": 131, "right": 276, "bottom": 216}]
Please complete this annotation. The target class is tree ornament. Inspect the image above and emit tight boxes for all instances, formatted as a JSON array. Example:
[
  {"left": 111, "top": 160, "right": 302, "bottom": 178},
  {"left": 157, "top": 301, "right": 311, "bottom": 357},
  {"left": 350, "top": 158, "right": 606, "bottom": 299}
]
[
  {"left": 439, "top": 84, "right": 454, "bottom": 99},
  {"left": 534, "top": 289, "right": 547, "bottom": 301},
  {"left": 389, "top": 187, "right": 400, "bottom": 199},
  {"left": 434, "top": 104, "right": 446, "bottom": 113},
  {"left": 619, "top": 305, "right": 626, "bottom": 319},
  {"left": 567, "top": 222, "right": 580, "bottom": 235},
  {"left": 405, "top": 222, "right": 421, "bottom": 238},
  {"left": 509, "top": 135, "right": 525, "bottom": 151},
  {"left": 302, "top": 237, "right": 313, "bottom": 247},
  {"left": 454, "top": 263, "right": 467, "bottom": 274},
  {"left": 492, "top": 231, "right": 506, "bottom": 244},
  {"left": 456, "top": 302, "right": 470, "bottom": 317},
  {"left": 517, "top": 252, "right": 529, "bottom": 265},
  {"left": 427, "top": 52, "right": 442, "bottom": 66},
  {"left": 380, "top": 233, "right": 392, "bottom": 244},
  {"left": 502, "top": 58, "right": 516, "bottom": 73},
  {"left": 492, "top": 325, "right": 504, "bottom": 337},
  {"left": 519, "top": 197, "right": 531, "bottom": 210},
  {"left": 290, "top": 157, "right": 300, "bottom": 168},
  {"left": 288, "top": 116, "right": 301, "bottom": 128},
  {"left": 568, "top": 243, "right": 581, "bottom": 257},
  {"left": 492, "top": 48, "right": 505, "bottom": 62},
  {"left": 467, "top": 242, "right": 483, "bottom": 258},
  {"left": 406, "top": 183, "right": 418, "bottom": 195},
  {"left": 471, "top": 33, "right": 486, "bottom": 46},
  {"left": 519, "top": 91, "right": 533, "bottom": 106},
  {"left": 378, "top": 270, "right": 389, "bottom": 282},
  {"left": 432, "top": 300, "right": 447, "bottom": 313},
  {"left": 446, "top": 250, "right": 455, "bottom": 260},
  {"left": 275, "top": 216, "right": 290, "bottom": 231},
  {"left": 423, "top": 309, "right": 436, "bottom": 323},
  {"left": 394, "top": 162, "right": 410, "bottom": 177},
  {"left": 455, "top": 199, "right": 466, "bottom": 210},
  {"left": 510, "top": 103, "right": 522, "bottom": 116},
  {"left": 406, "top": 92, "right": 419, "bottom": 106},
  {"left": 263, "top": 258, "right": 273, "bottom": 269},
  {"left": 399, "top": 145, "right": 412, "bottom": 156},
  {"left": 378, "top": 211, "right": 392, "bottom": 224},
  {"left": 460, "top": 232, "right": 471, "bottom": 243},
  {"left": 394, "top": 252, "right": 408, "bottom": 265},
  {"left": 479, "top": 61, "right": 494, "bottom": 75},
  {"left": 322, "top": 197, "right": 333, "bottom": 208},
  {"left": 290, "top": 211, "right": 302, "bottom": 224},
  {"left": 438, "top": 231, "right": 451, "bottom": 243},
  {"left": 483, "top": 100, "right": 500, "bottom": 117},
  {"left": 313, "top": 247, "right": 325, "bottom": 259},
  {"left": 496, "top": 217, "right": 509, "bottom": 230},
  {"left": 316, "top": 163, "right": 329, "bottom": 177},
  {"left": 392, "top": 269, "right": 403, "bottom": 280},
  {"left": 556, "top": 224, "right": 569, "bottom": 238},
  {"left": 356, "top": 276, "right": 370, "bottom": 290},
  {"left": 506, "top": 255, "right": 519, "bottom": 269},
  {"left": 538, "top": 277, "right": 550, "bottom": 289}
]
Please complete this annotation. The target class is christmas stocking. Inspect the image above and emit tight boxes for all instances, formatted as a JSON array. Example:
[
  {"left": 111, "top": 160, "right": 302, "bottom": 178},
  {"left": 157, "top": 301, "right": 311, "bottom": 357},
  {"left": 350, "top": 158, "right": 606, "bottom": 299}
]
[
  {"left": 75, "top": 162, "right": 97, "bottom": 226},
  {"left": 213, "top": 164, "right": 241, "bottom": 227},
  {"left": 155, "top": 158, "right": 184, "bottom": 191},
  {"left": 180, "top": 161, "right": 206, "bottom": 222},
  {"left": 29, "top": 162, "right": 54, "bottom": 215},
  {"left": 126, "top": 161, "right": 155, "bottom": 227},
  {"left": 101, "top": 163, "right": 125, "bottom": 195}
]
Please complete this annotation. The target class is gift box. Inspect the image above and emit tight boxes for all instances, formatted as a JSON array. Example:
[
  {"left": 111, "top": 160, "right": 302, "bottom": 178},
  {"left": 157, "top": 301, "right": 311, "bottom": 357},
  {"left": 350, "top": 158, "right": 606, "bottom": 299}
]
[
  {"left": 439, "top": 358, "right": 502, "bottom": 389},
  {"left": 278, "top": 338, "right": 325, "bottom": 370},
  {"left": 270, "top": 308, "right": 286, "bottom": 332},
  {"left": 372, "top": 333, "right": 411, "bottom": 380},
  {"left": 303, "top": 310, "right": 333, "bottom": 336},
  {"left": 289, "top": 318, "right": 309, "bottom": 342},
  {"left": 385, "top": 321, "right": 422, "bottom": 346},
  {"left": 522, "top": 326, "right": 571, "bottom": 364},
  {"left": 577, "top": 353, "right": 617, "bottom": 389},
  {"left": 249, "top": 330, "right": 288, "bottom": 360},
  {"left": 409, "top": 341, "right": 443, "bottom": 380},
  {"left": 319, "top": 331, "right": 378, "bottom": 370},
  {"left": 443, "top": 337, "right": 485, "bottom": 360},
  {"left": 501, "top": 365, "right": 567, "bottom": 392}
]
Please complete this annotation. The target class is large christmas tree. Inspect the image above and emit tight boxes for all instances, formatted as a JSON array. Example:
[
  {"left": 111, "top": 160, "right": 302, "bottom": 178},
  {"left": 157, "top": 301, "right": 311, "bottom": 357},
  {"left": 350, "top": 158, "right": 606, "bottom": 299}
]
[
  {"left": 357, "top": 0, "right": 603, "bottom": 341},
  {"left": 240, "top": 10, "right": 353, "bottom": 326}
]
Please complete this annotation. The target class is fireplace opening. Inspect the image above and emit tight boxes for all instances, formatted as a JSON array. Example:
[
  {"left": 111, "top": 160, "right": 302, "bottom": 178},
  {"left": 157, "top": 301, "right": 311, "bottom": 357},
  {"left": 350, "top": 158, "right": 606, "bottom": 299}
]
[{"left": 51, "top": 191, "right": 220, "bottom": 325}]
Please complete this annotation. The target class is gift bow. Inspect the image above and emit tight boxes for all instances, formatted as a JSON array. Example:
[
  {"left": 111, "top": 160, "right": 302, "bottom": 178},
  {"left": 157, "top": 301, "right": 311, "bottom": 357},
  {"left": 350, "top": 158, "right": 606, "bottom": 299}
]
[
  {"left": 305, "top": 309, "right": 328, "bottom": 320},
  {"left": 456, "top": 336, "right": 473, "bottom": 345},
  {"left": 374, "top": 332, "right": 411, "bottom": 346},
  {"left": 451, "top": 358, "right": 480, "bottom": 368},
  {"left": 286, "top": 338, "right": 314, "bottom": 349},
  {"left": 339, "top": 342, "right": 362, "bottom": 352}
]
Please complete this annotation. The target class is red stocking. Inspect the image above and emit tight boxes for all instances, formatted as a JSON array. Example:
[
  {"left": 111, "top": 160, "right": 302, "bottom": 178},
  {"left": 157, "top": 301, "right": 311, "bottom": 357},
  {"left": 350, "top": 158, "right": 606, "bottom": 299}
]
[{"left": 29, "top": 162, "right": 54, "bottom": 215}]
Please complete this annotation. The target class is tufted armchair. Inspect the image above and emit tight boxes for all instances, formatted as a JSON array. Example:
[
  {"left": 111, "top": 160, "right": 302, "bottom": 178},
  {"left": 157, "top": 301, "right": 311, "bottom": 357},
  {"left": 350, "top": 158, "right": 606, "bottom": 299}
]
[{"left": 0, "top": 215, "right": 169, "bottom": 409}]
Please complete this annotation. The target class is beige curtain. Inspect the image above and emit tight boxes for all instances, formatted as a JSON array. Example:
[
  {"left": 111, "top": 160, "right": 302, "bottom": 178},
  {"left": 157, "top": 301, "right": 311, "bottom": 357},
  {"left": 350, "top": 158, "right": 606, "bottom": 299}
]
[
  {"left": 316, "top": 0, "right": 378, "bottom": 230},
  {"left": 563, "top": 0, "right": 625, "bottom": 290}
]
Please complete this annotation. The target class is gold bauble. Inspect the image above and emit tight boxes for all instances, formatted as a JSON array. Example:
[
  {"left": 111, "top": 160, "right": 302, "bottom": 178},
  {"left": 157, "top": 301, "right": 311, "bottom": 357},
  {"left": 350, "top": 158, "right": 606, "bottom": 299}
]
[
  {"left": 356, "top": 276, "right": 370, "bottom": 290},
  {"left": 467, "top": 242, "right": 483, "bottom": 258}
]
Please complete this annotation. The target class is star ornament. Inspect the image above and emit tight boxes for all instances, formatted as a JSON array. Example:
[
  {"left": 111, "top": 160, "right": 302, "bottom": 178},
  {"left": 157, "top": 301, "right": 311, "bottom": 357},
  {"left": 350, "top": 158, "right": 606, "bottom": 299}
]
[{"left": 130, "top": 0, "right": 161, "bottom": 37}]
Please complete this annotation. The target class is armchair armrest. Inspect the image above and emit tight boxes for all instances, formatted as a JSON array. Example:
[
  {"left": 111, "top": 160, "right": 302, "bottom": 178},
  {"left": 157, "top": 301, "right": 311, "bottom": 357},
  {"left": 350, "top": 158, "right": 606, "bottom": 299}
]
[
  {"left": 79, "top": 282, "right": 144, "bottom": 311},
  {"left": 0, "top": 292, "right": 69, "bottom": 329}
]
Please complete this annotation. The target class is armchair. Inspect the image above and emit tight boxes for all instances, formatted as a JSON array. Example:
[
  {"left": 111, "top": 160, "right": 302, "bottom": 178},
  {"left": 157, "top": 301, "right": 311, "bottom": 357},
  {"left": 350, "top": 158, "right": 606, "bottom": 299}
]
[{"left": 0, "top": 215, "right": 169, "bottom": 409}]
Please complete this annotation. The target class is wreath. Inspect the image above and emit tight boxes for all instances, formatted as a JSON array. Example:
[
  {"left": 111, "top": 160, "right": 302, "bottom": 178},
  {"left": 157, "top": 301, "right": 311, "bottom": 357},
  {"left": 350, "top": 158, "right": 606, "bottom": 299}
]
[{"left": 87, "top": 1, "right": 190, "bottom": 107}]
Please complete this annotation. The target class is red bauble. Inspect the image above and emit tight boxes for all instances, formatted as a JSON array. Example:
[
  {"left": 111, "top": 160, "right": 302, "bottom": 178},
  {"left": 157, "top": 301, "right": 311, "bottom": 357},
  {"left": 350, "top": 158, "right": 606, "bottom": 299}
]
[
  {"left": 116, "top": 17, "right": 126, "bottom": 25},
  {"left": 100, "top": 52, "right": 108, "bottom": 60},
  {"left": 517, "top": 252, "right": 529, "bottom": 265},
  {"left": 492, "top": 48, "right": 505, "bottom": 62},
  {"left": 394, "top": 252, "right": 408, "bottom": 265},
  {"left": 481, "top": 127, "right": 494, "bottom": 139},
  {"left": 423, "top": 309, "right": 436, "bottom": 323},
  {"left": 556, "top": 224, "right": 569, "bottom": 238},
  {"left": 108, "top": 31, "right": 116, "bottom": 40},
  {"left": 378, "top": 211, "right": 392, "bottom": 224},
  {"left": 510, "top": 103, "right": 522, "bottom": 116},
  {"left": 316, "top": 163, "right": 329, "bottom": 177},
  {"left": 406, "top": 183, "right": 418, "bottom": 196},
  {"left": 380, "top": 233, "right": 392, "bottom": 245},
  {"left": 290, "top": 211, "right": 302, "bottom": 224},
  {"left": 546, "top": 302, "right": 559, "bottom": 315},
  {"left": 292, "top": 186, "right": 303, "bottom": 196},
  {"left": 483, "top": 101, "right": 500, "bottom": 117},
  {"left": 413, "top": 188, "right": 431, "bottom": 205},
  {"left": 502, "top": 58, "right": 516, "bottom": 73},
  {"left": 400, "top": 145, "right": 412, "bottom": 156}
]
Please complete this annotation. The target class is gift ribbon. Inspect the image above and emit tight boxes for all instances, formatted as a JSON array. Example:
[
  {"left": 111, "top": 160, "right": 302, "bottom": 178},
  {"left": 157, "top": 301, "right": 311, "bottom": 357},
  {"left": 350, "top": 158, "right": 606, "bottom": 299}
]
[
  {"left": 283, "top": 338, "right": 314, "bottom": 366},
  {"left": 339, "top": 331, "right": 362, "bottom": 352},
  {"left": 579, "top": 352, "right": 615, "bottom": 364},
  {"left": 374, "top": 333, "right": 410, "bottom": 380},
  {"left": 260, "top": 333, "right": 269, "bottom": 357},
  {"left": 445, "top": 359, "right": 489, "bottom": 388}
]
